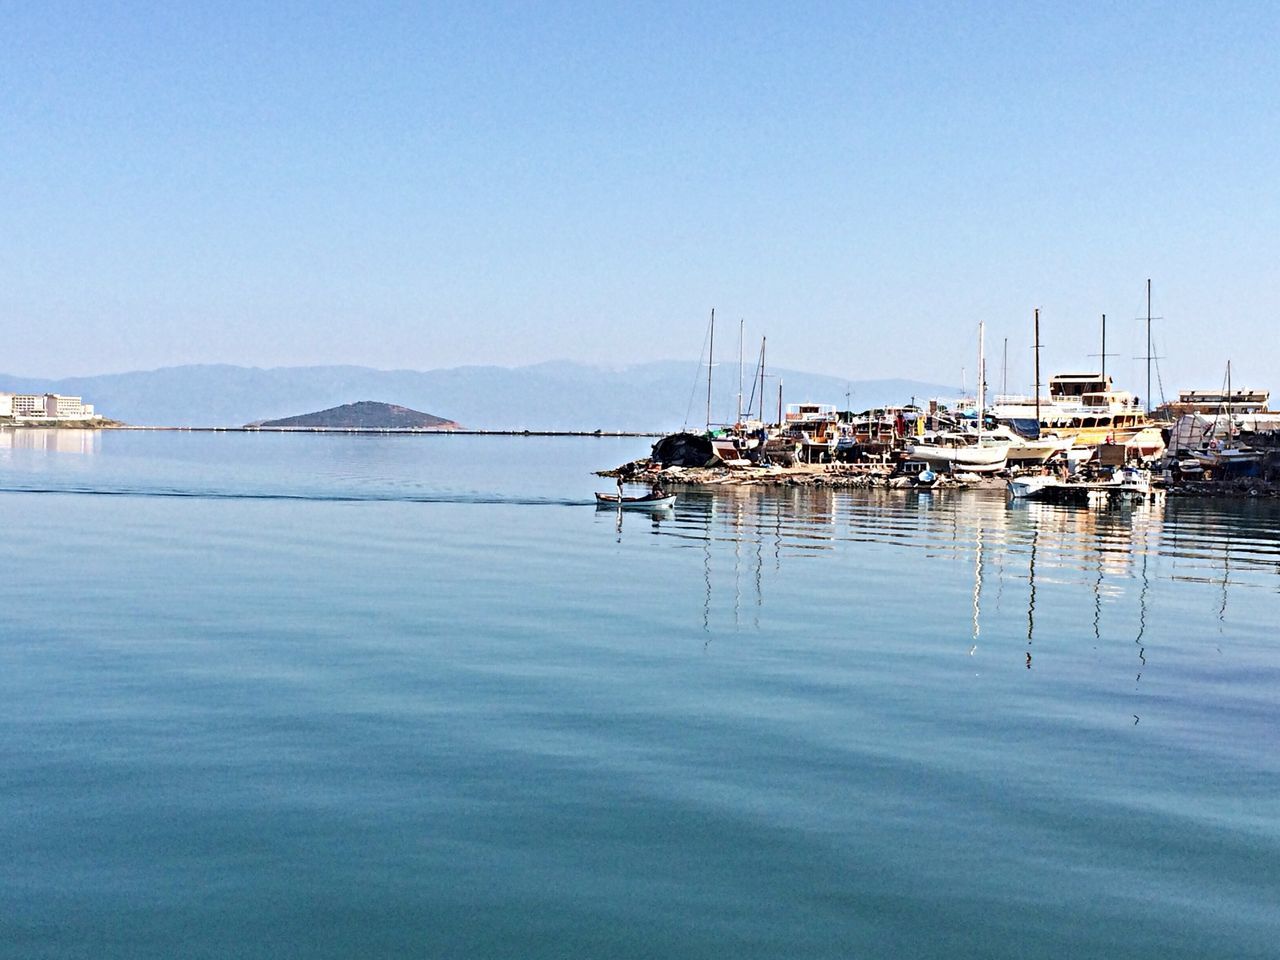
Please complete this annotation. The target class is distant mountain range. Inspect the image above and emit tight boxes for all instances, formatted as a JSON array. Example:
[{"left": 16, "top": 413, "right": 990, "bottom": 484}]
[{"left": 0, "top": 362, "right": 960, "bottom": 431}]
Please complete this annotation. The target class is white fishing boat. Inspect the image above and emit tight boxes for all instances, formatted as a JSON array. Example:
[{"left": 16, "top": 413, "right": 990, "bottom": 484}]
[
  {"left": 1007, "top": 465, "right": 1155, "bottom": 503},
  {"left": 1007, "top": 474, "right": 1061, "bottom": 499}
]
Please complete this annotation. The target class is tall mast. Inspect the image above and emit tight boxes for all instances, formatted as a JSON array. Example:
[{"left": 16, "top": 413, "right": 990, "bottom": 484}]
[
  {"left": 977, "top": 321, "right": 985, "bottom": 442},
  {"left": 737, "top": 318, "right": 744, "bottom": 425},
  {"left": 777, "top": 379, "right": 783, "bottom": 428},
  {"left": 1145, "top": 279, "right": 1152, "bottom": 413},
  {"left": 1033, "top": 308, "right": 1042, "bottom": 428},
  {"left": 705, "top": 308, "right": 715, "bottom": 430},
  {"left": 1101, "top": 314, "right": 1107, "bottom": 380},
  {"left": 1227, "top": 360, "right": 1233, "bottom": 443},
  {"left": 758, "top": 337, "right": 767, "bottom": 422},
  {"left": 1002, "top": 337, "right": 1008, "bottom": 396}
]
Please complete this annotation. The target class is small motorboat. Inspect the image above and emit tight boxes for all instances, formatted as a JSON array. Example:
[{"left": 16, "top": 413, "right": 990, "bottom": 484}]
[
  {"left": 1007, "top": 474, "right": 1062, "bottom": 499},
  {"left": 595, "top": 490, "right": 677, "bottom": 510}
]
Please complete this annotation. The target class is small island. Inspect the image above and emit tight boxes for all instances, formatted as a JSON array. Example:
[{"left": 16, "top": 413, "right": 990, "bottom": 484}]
[{"left": 247, "top": 401, "right": 460, "bottom": 431}]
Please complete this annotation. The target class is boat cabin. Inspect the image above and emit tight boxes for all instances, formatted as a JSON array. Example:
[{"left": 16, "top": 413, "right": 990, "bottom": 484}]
[
  {"left": 783, "top": 403, "right": 840, "bottom": 462},
  {"left": 785, "top": 403, "right": 837, "bottom": 422},
  {"left": 1049, "top": 373, "right": 1112, "bottom": 400}
]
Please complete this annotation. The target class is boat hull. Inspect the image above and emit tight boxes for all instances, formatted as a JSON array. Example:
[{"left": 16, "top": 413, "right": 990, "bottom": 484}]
[
  {"left": 595, "top": 493, "right": 677, "bottom": 510},
  {"left": 1007, "top": 475, "right": 1060, "bottom": 499},
  {"left": 903, "top": 442, "right": 1009, "bottom": 473}
]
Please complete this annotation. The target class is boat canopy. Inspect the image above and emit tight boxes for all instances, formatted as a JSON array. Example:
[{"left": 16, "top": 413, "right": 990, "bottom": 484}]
[{"left": 1004, "top": 418, "right": 1041, "bottom": 439}]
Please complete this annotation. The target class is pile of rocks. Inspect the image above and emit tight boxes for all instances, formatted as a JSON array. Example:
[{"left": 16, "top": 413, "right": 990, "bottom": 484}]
[{"left": 1166, "top": 478, "right": 1280, "bottom": 498}]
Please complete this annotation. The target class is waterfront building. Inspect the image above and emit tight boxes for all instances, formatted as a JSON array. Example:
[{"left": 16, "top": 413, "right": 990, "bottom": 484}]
[{"left": 0, "top": 392, "right": 97, "bottom": 421}]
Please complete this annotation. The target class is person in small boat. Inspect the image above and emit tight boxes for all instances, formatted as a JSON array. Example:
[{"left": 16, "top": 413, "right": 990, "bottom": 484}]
[{"left": 649, "top": 481, "right": 666, "bottom": 499}]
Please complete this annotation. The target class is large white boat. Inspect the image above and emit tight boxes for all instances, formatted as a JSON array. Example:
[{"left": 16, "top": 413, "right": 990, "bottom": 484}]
[
  {"left": 904, "top": 432, "right": 1010, "bottom": 472},
  {"left": 990, "top": 373, "right": 1165, "bottom": 458},
  {"left": 954, "top": 421, "right": 1072, "bottom": 464}
]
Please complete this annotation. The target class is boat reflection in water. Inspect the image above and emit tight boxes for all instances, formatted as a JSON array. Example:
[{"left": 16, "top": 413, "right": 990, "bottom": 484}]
[{"left": 597, "top": 484, "right": 1279, "bottom": 722}]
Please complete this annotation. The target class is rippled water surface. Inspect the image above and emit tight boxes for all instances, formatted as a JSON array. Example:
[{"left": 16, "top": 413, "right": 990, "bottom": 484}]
[{"left": 3, "top": 429, "right": 1278, "bottom": 959}]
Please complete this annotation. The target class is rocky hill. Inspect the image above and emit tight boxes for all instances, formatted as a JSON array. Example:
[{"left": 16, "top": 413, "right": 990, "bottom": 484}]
[{"left": 251, "top": 401, "right": 459, "bottom": 430}]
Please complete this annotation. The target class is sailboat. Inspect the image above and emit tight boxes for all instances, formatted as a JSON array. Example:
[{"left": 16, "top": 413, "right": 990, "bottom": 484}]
[
  {"left": 1186, "top": 361, "right": 1262, "bottom": 476},
  {"left": 905, "top": 322, "right": 1011, "bottom": 472}
]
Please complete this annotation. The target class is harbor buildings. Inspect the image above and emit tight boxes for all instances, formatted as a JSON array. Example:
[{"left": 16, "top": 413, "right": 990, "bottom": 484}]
[{"left": 0, "top": 392, "right": 97, "bottom": 421}]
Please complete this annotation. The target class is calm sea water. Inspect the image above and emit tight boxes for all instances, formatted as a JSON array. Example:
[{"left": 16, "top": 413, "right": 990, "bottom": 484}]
[{"left": 2, "top": 429, "right": 1278, "bottom": 959}]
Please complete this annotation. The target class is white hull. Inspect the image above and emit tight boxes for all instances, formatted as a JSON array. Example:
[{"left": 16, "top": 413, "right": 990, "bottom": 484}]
[
  {"left": 1007, "top": 475, "right": 1060, "bottom": 499},
  {"left": 1005, "top": 435, "right": 1073, "bottom": 463},
  {"left": 904, "top": 441, "right": 1010, "bottom": 473}
]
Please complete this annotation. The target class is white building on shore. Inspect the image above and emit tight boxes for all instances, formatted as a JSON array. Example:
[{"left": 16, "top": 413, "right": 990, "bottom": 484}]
[{"left": 0, "top": 392, "right": 97, "bottom": 421}]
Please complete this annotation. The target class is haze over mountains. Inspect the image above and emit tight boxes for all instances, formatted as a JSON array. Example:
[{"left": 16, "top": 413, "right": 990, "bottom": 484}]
[{"left": 0, "top": 362, "right": 960, "bottom": 431}]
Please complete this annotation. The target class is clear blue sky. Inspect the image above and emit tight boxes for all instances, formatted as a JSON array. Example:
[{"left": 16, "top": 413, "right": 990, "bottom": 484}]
[{"left": 3, "top": 1, "right": 1277, "bottom": 398}]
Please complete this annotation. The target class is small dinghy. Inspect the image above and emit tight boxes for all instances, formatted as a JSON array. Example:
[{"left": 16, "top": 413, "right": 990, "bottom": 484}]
[{"left": 595, "top": 491, "right": 677, "bottom": 510}]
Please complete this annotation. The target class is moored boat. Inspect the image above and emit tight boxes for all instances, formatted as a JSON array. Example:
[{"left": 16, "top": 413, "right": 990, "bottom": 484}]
[
  {"left": 1007, "top": 474, "right": 1061, "bottom": 499},
  {"left": 990, "top": 372, "right": 1165, "bottom": 458}
]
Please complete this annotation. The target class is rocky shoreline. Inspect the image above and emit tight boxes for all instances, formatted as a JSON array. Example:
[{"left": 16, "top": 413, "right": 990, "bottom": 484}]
[
  {"left": 600, "top": 459, "right": 1280, "bottom": 498},
  {"left": 599, "top": 459, "right": 999, "bottom": 490},
  {"left": 1164, "top": 478, "right": 1280, "bottom": 499}
]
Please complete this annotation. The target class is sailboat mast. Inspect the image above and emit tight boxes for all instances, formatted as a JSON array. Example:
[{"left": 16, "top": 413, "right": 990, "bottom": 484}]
[
  {"left": 705, "top": 308, "right": 715, "bottom": 430},
  {"left": 1145, "top": 279, "right": 1152, "bottom": 413},
  {"left": 1033, "top": 308, "right": 1042, "bottom": 428},
  {"left": 1101, "top": 313, "right": 1107, "bottom": 380},
  {"left": 1002, "top": 337, "right": 1008, "bottom": 396},
  {"left": 977, "top": 321, "right": 985, "bottom": 442},
  {"left": 1227, "top": 359, "right": 1233, "bottom": 442},
  {"left": 759, "top": 337, "right": 767, "bottom": 422},
  {"left": 737, "top": 318, "right": 744, "bottom": 425}
]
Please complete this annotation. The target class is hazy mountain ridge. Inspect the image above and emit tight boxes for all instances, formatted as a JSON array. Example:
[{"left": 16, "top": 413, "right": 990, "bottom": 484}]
[{"left": 0, "top": 363, "right": 960, "bottom": 430}]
